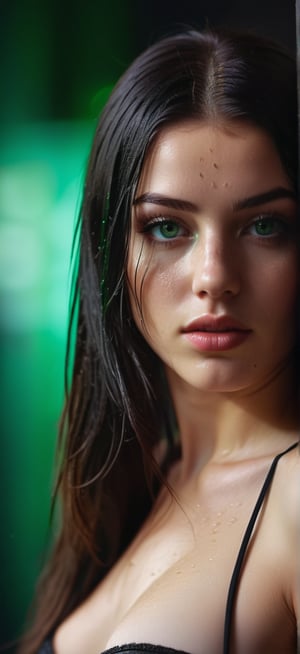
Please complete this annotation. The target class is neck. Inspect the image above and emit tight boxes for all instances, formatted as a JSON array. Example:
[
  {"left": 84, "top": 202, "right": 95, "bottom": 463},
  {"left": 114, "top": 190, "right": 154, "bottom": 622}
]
[{"left": 166, "top": 360, "right": 298, "bottom": 481}]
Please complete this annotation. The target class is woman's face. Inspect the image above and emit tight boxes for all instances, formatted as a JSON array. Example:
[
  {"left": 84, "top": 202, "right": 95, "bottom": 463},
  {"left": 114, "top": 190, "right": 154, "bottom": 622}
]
[{"left": 127, "top": 120, "right": 298, "bottom": 394}]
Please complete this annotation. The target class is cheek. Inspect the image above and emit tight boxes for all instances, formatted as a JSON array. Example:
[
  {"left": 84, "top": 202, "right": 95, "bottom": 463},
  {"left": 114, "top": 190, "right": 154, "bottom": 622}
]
[
  {"left": 127, "top": 245, "right": 185, "bottom": 330},
  {"left": 257, "top": 256, "right": 299, "bottom": 326}
]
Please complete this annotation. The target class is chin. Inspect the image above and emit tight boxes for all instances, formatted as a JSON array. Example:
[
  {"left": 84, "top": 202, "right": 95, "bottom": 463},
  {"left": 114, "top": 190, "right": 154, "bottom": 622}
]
[{"left": 166, "top": 360, "right": 259, "bottom": 395}]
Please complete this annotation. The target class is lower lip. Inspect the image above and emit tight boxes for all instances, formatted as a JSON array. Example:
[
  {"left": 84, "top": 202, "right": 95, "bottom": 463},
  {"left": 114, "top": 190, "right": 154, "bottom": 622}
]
[{"left": 183, "top": 330, "right": 251, "bottom": 352}]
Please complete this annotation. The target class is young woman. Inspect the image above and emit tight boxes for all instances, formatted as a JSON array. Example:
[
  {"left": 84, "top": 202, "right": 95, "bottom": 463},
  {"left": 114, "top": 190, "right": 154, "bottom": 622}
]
[{"left": 22, "top": 28, "right": 300, "bottom": 654}]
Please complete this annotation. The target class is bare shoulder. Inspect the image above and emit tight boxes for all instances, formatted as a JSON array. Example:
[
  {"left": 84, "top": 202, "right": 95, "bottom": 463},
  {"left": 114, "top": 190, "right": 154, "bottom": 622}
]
[
  {"left": 275, "top": 442, "right": 300, "bottom": 527},
  {"left": 272, "top": 442, "right": 300, "bottom": 623}
]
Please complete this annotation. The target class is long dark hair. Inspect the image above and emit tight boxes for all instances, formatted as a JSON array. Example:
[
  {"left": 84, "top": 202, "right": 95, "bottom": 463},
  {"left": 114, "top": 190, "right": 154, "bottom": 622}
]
[{"left": 20, "top": 28, "right": 297, "bottom": 653}]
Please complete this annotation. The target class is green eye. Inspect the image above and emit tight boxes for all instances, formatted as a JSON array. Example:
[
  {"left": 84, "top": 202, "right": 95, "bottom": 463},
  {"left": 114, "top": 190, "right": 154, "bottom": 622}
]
[
  {"left": 252, "top": 217, "right": 285, "bottom": 237},
  {"left": 151, "top": 220, "right": 182, "bottom": 240},
  {"left": 255, "top": 219, "right": 275, "bottom": 236}
]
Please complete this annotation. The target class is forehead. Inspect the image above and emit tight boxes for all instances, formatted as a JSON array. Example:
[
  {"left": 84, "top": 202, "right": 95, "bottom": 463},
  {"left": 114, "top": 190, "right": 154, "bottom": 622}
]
[
  {"left": 136, "top": 119, "right": 290, "bottom": 199},
  {"left": 145, "top": 119, "right": 274, "bottom": 159}
]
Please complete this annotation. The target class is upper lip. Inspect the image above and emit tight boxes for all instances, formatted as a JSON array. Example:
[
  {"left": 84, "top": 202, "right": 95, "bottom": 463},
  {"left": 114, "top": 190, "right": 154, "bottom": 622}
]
[{"left": 181, "top": 315, "right": 251, "bottom": 333}]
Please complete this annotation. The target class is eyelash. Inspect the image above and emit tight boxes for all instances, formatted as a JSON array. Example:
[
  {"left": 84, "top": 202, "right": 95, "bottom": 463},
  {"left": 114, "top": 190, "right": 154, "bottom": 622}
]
[
  {"left": 137, "top": 213, "right": 294, "bottom": 244},
  {"left": 138, "top": 215, "right": 191, "bottom": 243},
  {"left": 245, "top": 214, "right": 296, "bottom": 245}
]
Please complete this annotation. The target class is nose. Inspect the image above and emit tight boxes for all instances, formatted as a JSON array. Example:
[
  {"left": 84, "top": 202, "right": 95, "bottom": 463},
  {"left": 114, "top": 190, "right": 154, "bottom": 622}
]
[{"left": 191, "top": 230, "right": 241, "bottom": 299}]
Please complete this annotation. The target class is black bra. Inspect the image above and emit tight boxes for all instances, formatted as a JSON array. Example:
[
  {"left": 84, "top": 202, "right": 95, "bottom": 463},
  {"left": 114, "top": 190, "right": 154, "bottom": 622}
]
[
  {"left": 101, "top": 646, "right": 189, "bottom": 654},
  {"left": 38, "top": 441, "right": 298, "bottom": 654}
]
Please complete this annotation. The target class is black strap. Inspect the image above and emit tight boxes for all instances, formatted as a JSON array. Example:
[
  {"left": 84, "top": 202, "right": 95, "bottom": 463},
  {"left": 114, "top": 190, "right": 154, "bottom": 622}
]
[{"left": 223, "top": 440, "right": 298, "bottom": 654}]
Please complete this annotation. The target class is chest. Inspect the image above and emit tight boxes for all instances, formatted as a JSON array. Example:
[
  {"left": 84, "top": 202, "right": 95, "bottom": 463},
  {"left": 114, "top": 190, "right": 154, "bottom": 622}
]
[
  {"left": 104, "top": 494, "right": 292, "bottom": 653},
  {"left": 54, "top": 471, "right": 295, "bottom": 654}
]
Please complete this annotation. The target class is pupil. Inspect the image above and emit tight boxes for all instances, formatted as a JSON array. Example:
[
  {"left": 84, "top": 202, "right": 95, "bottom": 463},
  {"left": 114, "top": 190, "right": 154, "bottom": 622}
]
[
  {"left": 161, "top": 222, "right": 178, "bottom": 237},
  {"left": 257, "top": 220, "right": 272, "bottom": 235}
]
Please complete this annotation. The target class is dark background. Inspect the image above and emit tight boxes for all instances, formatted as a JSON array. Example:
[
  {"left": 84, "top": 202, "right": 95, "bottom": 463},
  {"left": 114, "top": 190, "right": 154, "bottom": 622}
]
[
  {"left": 0, "top": 0, "right": 296, "bottom": 649},
  {"left": 0, "top": 0, "right": 296, "bottom": 124}
]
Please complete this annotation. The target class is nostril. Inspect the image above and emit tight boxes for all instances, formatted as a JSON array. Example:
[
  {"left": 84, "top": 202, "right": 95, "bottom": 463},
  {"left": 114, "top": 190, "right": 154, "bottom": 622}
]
[{"left": 198, "top": 288, "right": 235, "bottom": 299}]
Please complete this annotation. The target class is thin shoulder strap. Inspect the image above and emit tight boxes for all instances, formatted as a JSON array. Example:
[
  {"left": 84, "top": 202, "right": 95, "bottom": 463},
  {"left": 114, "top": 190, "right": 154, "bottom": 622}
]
[{"left": 223, "top": 440, "right": 299, "bottom": 654}]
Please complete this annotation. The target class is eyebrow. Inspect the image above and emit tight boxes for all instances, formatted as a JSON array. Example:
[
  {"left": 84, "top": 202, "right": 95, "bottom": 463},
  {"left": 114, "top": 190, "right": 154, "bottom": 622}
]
[
  {"left": 233, "top": 187, "right": 296, "bottom": 211},
  {"left": 133, "top": 193, "right": 197, "bottom": 211},
  {"left": 133, "top": 187, "right": 296, "bottom": 212}
]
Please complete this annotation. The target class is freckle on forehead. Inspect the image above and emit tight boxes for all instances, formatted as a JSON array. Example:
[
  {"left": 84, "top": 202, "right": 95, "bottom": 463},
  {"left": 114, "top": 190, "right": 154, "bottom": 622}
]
[
  {"left": 213, "top": 162, "right": 218, "bottom": 169},
  {"left": 199, "top": 172, "right": 204, "bottom": 178}
]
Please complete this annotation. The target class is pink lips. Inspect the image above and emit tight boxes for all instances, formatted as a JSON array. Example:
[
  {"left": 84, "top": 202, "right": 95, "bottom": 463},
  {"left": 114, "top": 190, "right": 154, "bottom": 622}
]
[{"left": 181, "top": 315, "right": 252, "bottom": 352}]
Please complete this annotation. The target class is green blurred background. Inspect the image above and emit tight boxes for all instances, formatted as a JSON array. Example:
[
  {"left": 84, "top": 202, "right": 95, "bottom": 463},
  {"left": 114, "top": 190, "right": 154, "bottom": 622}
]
[{"left": 0, "top": 0, "right": 296, "bottom": 648}]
